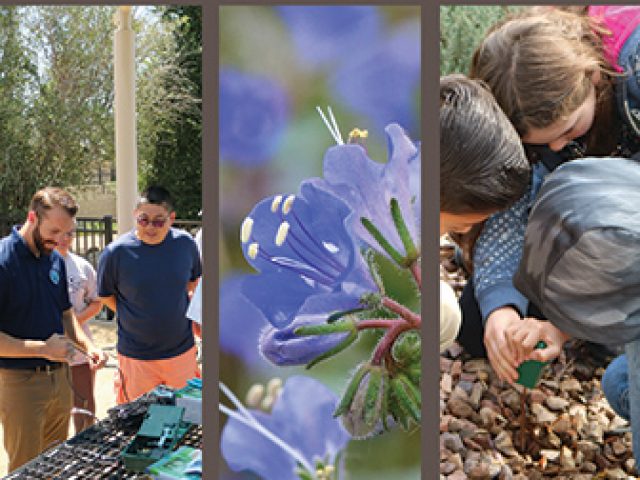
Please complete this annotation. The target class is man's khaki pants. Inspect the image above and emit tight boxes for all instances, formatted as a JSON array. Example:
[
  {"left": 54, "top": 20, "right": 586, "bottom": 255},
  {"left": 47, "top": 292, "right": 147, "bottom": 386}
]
[{"left": 0, "top": 365, "right": 72, "bottom": 473}]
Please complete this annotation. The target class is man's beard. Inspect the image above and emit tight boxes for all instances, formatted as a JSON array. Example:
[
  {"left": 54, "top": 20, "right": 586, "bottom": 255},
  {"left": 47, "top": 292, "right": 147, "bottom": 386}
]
[{"left": 33, "top": 220, "right": 55, "bottom": 255}]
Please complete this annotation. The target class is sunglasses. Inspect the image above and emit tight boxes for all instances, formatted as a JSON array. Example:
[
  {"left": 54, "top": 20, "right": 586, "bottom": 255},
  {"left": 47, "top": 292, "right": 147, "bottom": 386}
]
[{"left": 136, "top": 216, "right": 169, "bottom": 228}]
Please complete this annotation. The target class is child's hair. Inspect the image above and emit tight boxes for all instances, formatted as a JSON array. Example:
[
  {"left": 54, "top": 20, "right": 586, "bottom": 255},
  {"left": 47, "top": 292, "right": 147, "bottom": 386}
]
[
  {"left": 440, "top": 74, "right": 530, "bottom": 215},
  {"left": 470, "top": 8, "right": 619, "bottom": 154}
]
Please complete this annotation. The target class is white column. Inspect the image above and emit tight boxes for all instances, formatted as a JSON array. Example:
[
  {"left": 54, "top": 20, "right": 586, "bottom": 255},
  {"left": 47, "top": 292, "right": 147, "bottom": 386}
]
[{"left": 113, "top": 6, "right": 137, "bottom": 234}]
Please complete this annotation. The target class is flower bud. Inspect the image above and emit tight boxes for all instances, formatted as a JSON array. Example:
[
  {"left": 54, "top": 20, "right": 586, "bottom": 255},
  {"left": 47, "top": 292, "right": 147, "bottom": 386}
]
[
  {"left": 335, "top": 362, "right": 388, "bottom": 439},
  {"left": 388, "top": 373, "right": 420, "bottom": 431},
  {"left": 392, "top": 330, "right": 421, "bottom": 385}
]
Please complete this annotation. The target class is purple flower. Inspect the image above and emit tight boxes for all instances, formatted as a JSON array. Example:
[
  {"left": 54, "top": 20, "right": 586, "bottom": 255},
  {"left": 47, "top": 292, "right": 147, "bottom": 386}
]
[
  {"left": 330, "top": 20, "right": 420, "bottom": 137},
  {"left": 277, "top": 6, "right": 382, "bottom": 70},
  {"left": 259, "top": 313, "right": 350, "bottom": 366},
  {"left": 220, "top": 68, "right": 290, "bottom": 166},
  {"left": 221, "top": 375, "right": 351, "bottom": 480},
  {"left": 219, "top": 274, "right": 271, "bottom": 368},
  {"left": 240, "top": 181, "right": 378, "bottom": 329},
  {"left": 313, "top": 123, "right": 420, "bottom": 261}
]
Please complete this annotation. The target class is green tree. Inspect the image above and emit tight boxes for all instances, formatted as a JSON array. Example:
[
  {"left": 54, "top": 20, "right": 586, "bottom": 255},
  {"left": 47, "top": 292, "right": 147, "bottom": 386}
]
[
  {"left": 25, "top": 6, "right": 115, "bottom": 192},
  {"left": 138, "top": 6, "right": 202, "bottom": 219},
  {"left": 440, "top": 6, "right": 518, "bottom": 76},
  {"left": 0, "top": 7, "right": 39, "bottom": 217}
]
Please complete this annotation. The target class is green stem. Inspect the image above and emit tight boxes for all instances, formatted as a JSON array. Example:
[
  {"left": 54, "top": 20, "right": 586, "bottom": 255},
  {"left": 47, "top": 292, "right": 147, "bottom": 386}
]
[
  {"left": 372, "top": 322, "right": 413, "bottom": 365},
  {"left": 390, "top": 198, "right": 418, "bottom": 261},
  {"left": 361, "top": 217, "right": 405, "bottom": 265},
  {"left": 382, "top": 296, "right": 421, "bottom": 326}
]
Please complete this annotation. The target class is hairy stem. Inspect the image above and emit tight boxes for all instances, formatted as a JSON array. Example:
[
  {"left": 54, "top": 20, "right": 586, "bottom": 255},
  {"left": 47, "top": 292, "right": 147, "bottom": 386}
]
[
  {"left": 372, "top": 322, "right": 413, "bottom": 365},
  {"left": 382, "top": 296, "right": 421, "bottom": 326}
]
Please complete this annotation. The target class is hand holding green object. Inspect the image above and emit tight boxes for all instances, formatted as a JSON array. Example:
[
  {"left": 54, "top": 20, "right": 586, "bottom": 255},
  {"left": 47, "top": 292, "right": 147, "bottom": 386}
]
[{"left": 516, "top": 341, "right": 547, "bottom": 388}]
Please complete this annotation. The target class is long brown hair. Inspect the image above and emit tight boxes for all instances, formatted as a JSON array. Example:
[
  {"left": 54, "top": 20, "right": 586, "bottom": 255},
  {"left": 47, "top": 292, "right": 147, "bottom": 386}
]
[{"left": 470, "top": 8, "right": 620, "bottom": 156}]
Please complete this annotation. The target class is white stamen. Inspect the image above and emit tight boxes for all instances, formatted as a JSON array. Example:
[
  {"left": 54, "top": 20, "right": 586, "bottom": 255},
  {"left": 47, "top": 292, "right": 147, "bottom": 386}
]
[
  {"left": 327, "top": 106, "right": 344, "bottom": 145},
  {"left": 261, "top": 394, "right": 275, "bottom": 411},
  {"left": 271, "top": 195, "right": 283, "bottom": 213},
  {"left": 316, "top": 106, "right": 343, "bottom": 145},
  {"left": 323, "top": 241, "right": 339, "bottom": 254},
  {"left": 246, "top": 384, "right": 265, "bottom": 408},
  {"left": 219, "top": 382, "right": 314, "bottom": 473},
  {"left": 240, "top": 217, "right": 253, "bottom": 243},
  {"left": 282, "top": 195, "right": 295, "bottom": 215},
  {"left": 248, "top": 242, "right": 259, "bottom": 259},
  {"left": 275, "top": 221, "right": 290, "bottom": 246},
  {"left": 266, "top": 378, "right": 282, "bottom": 397}
]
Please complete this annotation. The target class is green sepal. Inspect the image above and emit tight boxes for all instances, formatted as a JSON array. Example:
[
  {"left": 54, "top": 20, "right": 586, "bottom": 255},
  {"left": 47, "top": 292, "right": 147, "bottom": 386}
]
[
  {"left": 295, "top": 320, "right": 355, "bottom": 336},
  {"left": 364, "top": 248, "right": 386, "bottom": 294},
  {"left": 392, "top": 330, "right": 421, "bottom": 366},
  {"left": 334, "top": 363, "right": 369, "bottom": 417},
  {"left": 305, "top": 328, "right": 358, "bottom": 370},
  {"left": 390, "top": 197, "right": 419, "bottom": 263},
  {"left": 391, "top": 374, "right": 421, "bottom": 425},
  {"left": 381, "top": 369, "right": 390, "bottom": 431},
  {"left": 327, "top": 307, "right": 366, "bottom": 324},
  {"left": 361, "top": 216, "right": 405, "bottom": 265},
  {"left": 363, "top": 367, "right": 383, "bottom": 427}
]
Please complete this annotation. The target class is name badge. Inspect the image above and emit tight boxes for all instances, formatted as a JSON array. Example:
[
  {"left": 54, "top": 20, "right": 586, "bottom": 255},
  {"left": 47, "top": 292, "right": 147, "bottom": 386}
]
[{"left": 49, "top": 269, "right": 60, "bottom": 285}]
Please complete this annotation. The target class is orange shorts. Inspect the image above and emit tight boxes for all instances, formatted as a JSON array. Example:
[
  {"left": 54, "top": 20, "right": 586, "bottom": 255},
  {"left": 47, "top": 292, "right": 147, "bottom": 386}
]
[{"left": 115, "top": 345, "right": 200, "bottom": 404}]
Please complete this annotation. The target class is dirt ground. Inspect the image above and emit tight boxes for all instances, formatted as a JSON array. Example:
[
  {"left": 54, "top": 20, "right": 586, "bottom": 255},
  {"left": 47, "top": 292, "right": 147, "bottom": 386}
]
[{"left": 0, "top": 318, "right": 118, "bottom": 477}]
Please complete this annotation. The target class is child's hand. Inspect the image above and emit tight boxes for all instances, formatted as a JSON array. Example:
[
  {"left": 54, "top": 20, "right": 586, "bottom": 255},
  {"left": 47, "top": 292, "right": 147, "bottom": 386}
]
[
  {"left": 484, "top": 307, "right": 520, "bottom": 383},
  {"left": 506, "top": 318, "right": 569, "bottom": 365},
  {"left": 505, "top": 316, "right": 545, "bottom": 365}
]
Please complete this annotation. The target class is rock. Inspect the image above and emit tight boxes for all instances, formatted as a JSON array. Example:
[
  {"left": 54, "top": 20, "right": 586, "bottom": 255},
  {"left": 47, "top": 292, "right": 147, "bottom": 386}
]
[
  {"left": 605, "top": 467, "right": 628, "bottom": 480},
  {"left": 500, "top": 390, "right": 521, "bottom": 412},
  {"left": 611, "top": 439, "right": 627, "bottom": 457},
  {"left": 531, "top": 402, "right": 557, "bottom": 423},
  {"left": 551, "top": 415, "right": 572, "bottom": 434},
  {"left": 441, "top": 356, "right": 453, "bottom": 373},
  {"left": 624, "top": 457, "right": 635, "bottom": 473},
  {"left": 469, "top": 383, "right": 484, "bottom": 410},
  {"left": 583, "top": 421, "right": 604, "bottom": 444},
  {"left": 494, "top": 431, "right": 518, "bottom": 457},
  {"left": 441, "top": 462, "right": 457, "bottom": 475},
  {"left": 540, "top": 449, "right": 560, "bottom": 462},
  {"left": 582, "top": 461, "right": 597, "bottom": 473},
  {"left": 447, "top": 470, "right": 468, "bottom": 480},
  {"left": 560, "top": 378, "right": 582, "bottom": 392},
  {"left": 463, "top": 359, "right": 491, "bottom": 375},
  {"left": 546, "top": 429, "right": 561, "bottom": 449},
  {"left": 441, "top": 373, "right": 453, "bottom": 394},
  {"left": 545, "top": 396, "right": 570, "bottom": 411},
  {"left": 528, "top": 389, "right": 546, "bottom": 404},
  {"left": 560, "top": 445, "right": 575, "bottom": 469},
  {"left": 442, "top": 432, "right": 465, "bottom": 453},
  {"left": 498, "top": 464, "right": 513, "bottom": 480},
  {"left": 448, "top": 397, "right": 475, "bottom": 419},
  {"left": 441, "top": 414, "right": 453, "bottom": 432},
  {"left": 451, "top": 360, "right": 463, "bottom": 377},
  {"left": 576, "top": 440, "right": 598, "bottom": 462}
]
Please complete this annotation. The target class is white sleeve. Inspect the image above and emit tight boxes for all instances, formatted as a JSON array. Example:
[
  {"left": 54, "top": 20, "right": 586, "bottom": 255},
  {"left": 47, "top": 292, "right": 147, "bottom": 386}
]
[{"left": 186, "top": 280, "right": 202, "bottom": 325}]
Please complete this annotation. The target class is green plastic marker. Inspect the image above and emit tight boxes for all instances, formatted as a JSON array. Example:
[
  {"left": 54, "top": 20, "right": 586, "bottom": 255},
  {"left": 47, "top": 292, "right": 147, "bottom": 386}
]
[{"left": 516, "top": 341, "right": 547, "bottom": 388}]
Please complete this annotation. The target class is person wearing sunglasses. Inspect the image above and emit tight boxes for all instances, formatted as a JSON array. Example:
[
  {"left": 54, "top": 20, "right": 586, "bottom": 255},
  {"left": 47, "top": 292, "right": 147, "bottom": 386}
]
[{"left": 97, "top": 185, "right": 202, "bottom": 404}]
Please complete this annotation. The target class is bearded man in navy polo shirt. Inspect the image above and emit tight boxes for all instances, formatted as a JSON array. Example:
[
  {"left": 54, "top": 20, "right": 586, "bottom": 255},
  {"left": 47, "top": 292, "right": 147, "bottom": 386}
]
[{"left": 0, "top": 187, "right": 107, "bottom": 473}]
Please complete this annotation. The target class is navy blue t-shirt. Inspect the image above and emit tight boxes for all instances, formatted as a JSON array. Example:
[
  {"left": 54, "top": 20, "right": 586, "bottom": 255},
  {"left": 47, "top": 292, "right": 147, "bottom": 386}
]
[
  {"left": 97, "top": 228, "right": 201, "bottom": 360},
  {"left": 0, "top": 227, "right": 72, "bottom": 369}
]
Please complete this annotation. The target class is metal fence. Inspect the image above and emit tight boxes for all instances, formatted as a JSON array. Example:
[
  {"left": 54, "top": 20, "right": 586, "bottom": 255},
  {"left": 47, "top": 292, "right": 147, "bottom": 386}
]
[
  {"left": 0, "top": 216, "right": 201, "bottom": 270},
  {"left": 1, "top": 216, "right": 201, "bottom": 321}
]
